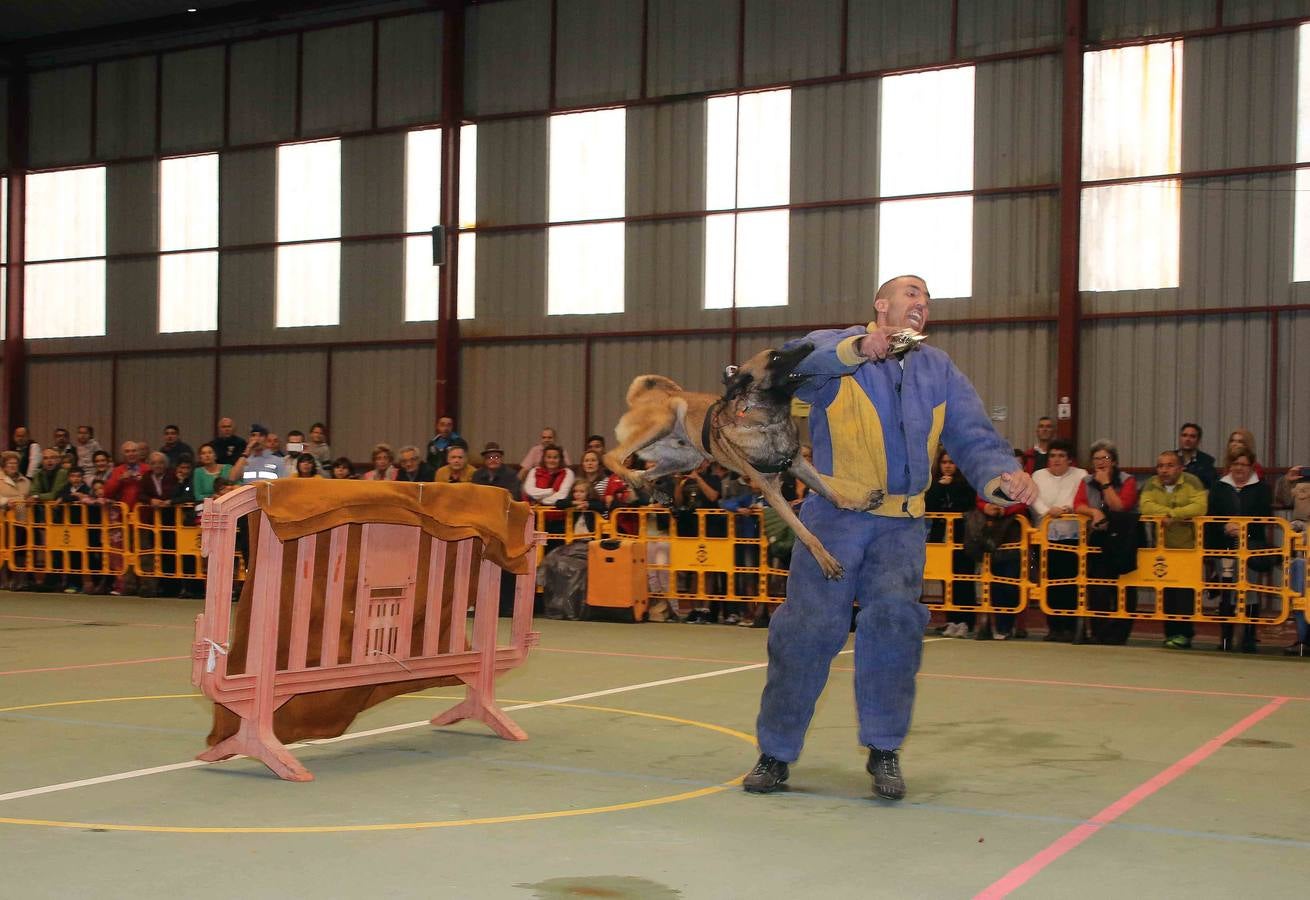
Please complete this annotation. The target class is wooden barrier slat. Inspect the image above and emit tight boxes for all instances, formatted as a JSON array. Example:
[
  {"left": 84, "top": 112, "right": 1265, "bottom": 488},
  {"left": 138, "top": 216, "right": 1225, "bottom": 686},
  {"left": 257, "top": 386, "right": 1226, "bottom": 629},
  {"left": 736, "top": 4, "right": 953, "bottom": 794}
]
[
  {"left": 319, "top": 524, "right": 350, "bottom": 668},
  {"left": 449, "top": 539, "right": 473, "bottom": 650},
  {"left": 287, "top": 533, "right": 317, "bottom": 671},
  {"left": 422, "top": 537, "right": 447, "bottom": 655}
]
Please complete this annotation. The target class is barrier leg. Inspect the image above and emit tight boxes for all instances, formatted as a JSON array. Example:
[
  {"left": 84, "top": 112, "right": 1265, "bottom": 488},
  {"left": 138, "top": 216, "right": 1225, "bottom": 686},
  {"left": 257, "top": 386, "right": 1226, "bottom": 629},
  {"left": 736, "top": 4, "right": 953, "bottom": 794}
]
[
  {"left": 432, "top": 561, "right": 527, "bottom": 741},
  {"left": 197, "top": 710, "right": 312, "bottom": 783}
]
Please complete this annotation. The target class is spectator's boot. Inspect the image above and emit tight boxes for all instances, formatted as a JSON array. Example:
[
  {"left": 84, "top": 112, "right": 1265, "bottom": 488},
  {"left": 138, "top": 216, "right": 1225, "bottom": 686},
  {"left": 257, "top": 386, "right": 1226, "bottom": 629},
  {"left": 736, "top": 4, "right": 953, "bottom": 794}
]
[{"left": 867, "top": 747, "right": 906, "bottom": 801}]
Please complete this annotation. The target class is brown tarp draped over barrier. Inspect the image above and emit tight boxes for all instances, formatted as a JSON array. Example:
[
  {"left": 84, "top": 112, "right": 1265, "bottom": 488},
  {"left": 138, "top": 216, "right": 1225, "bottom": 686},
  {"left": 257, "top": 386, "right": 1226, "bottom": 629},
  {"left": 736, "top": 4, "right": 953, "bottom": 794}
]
[{"left": 208, "top": 480, "right": 532, "bottom": 746}]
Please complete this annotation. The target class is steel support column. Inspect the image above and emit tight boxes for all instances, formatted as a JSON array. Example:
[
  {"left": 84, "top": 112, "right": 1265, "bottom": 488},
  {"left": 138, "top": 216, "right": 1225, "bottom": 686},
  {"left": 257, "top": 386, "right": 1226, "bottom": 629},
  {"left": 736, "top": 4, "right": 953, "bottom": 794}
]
[
  {"left": 435, "top": 0, "right": 465, "bottom": 424},
  {"left": 1055, "top": 0, "right": 1085, "bottom": 444},
  {"left": 4, "top": 73, "right": 29, "bottom": 441}
]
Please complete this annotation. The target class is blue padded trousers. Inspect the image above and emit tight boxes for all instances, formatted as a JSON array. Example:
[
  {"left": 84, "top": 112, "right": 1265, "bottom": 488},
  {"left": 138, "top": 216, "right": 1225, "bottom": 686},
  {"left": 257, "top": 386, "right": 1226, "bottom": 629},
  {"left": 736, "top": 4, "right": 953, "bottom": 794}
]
[{"left": 755, "top": 498, "right": 930, "bottom": 762}]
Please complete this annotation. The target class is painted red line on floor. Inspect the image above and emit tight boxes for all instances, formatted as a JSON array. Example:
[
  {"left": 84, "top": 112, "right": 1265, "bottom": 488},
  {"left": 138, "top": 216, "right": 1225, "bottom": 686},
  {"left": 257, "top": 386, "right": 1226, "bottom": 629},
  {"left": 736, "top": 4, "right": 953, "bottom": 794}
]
[
  {"left": 830, "top": 667, "right": 1310, "bottom": 703},
  {"left": 0, "top": 613, "right": 190, "bottom": 630},
  {"left": 0, "top": 655, "right": 189, "bottom": 677},
  {"left": 538, "top": 647, "right": 759, "bottom": 666},
  {"left": 974, "top": 697, "right": 1288, "bottom": 899}
]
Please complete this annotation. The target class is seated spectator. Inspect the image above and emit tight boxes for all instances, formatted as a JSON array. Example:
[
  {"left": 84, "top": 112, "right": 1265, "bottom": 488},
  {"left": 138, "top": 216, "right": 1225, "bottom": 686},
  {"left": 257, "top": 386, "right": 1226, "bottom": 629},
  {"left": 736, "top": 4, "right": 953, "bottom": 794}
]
[
  {"left": 576, "top": 450, "right": 632, "bottom": 510},
  {"left": 211, "top": 417, "right": 245, "bottom": 466},
  {"left": 926, "top": 448, "right": 977, "bottom": 637},
  {"left": 471, "top": 443, "right": 521, "bottom": 499},
  {"left": 1140, "top": 450, "right": 1208, "bottom": 650},
  {"left": 11, "top": 426, "right": 41, "bottom": 479},
  {"left": 74, "top": 425, "right": 102, "bottom": 480},
  {"left": 1072, "top": 440, "right": 1140, "bottom": 645},
  {"left": 89, "top": 449, "right": 113, "bottom": 488},
  {"left": 140, "top": 452, "right": 179, "bottom": 508},
  {"left": 520, "top": 427, "right": 571, "bottom": 480},
  {"left": 1275, "top": 464, "right": 1309, "bottom": 655},
  {"left": 1022, "top": 416, "right": 1055, "bottom": 474},
  {"left": 427, "top": 415, "right": 462, "bottom": 469},
  {"left": 291, "top": 453, "right": 320, "bottom": 478},
  {"left": 1030, "top": 439, "right": 1087, "bottom": 641},
  {"left": 241, "top": 427, "right": 287, "bottom": 482},
  {"left": 331, "top": 457, "right": 356, "bottom": 480},
  {"left": 557, "top": 480, "right": 603, "bottom": 537},
  {"left": 193, "top": 443, "right": 247, "bottom": 502},
  {"left": 585, "top": 434, "right": 606, "bottom": 455},
  {"left": 435, "top": 445, "right": 475, "bottom": 484},
  {"left": 159, "top": 425, "right": 194, "bottom": 468},
  {"left": 967, "top": 494, "right": 1029, "bottom": 639},
  {"left": 523, "top": 444, "right": 575, "bottom": 505},
  {"left": 265, "top": 432, "right": 285, "bottom": 457},
  {"left": 308, "top": 423, "right": 333, "bottom": 475},
  {"left": 1205, "top": 447, "right": 1273, "bottom": 653},
  {"left": 1176, "top": 423, "right": 1216, "bottom": 489},
  {"left": 363, "top": 444, "right": 398, "bottom": 481},
  {"left": 396, "top": 446, "right": 436, "bottom": 483}
]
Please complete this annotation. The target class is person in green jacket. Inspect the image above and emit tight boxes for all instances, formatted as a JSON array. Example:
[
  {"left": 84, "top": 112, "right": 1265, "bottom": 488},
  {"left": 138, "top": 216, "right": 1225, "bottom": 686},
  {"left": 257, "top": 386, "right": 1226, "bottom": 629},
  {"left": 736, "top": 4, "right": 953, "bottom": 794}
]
[
  {"left": 1139, "top": 450, "right": 1208, "bottom": 649},
  {"left": 31, "top": 448, "right": 69, "bottom": 501}
]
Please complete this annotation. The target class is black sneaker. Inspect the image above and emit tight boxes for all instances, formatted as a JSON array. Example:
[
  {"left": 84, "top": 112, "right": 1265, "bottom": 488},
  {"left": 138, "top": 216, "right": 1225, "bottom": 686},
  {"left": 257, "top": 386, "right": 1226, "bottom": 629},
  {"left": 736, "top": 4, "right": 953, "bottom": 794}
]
[
  {"left": 742, "top": 754, "right": 789, "bottom": 793},
  {"left": 866, "top": 747, "right": 906, "bottom": 801}
]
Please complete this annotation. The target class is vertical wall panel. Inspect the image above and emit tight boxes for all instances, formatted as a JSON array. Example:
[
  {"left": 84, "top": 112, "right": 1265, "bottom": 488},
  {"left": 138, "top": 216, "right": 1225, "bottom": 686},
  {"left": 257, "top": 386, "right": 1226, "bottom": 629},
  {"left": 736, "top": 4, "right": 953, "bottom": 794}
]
[
  {"left": 27, "top": 358, "right": 113, "bottom": 450},
  {"left": 1223, "top": 0, "right": 1310, "bottom": 24},
  {"left": 957, "top": 0, "right": 1063, "bottom": 56},
  {"left": 105, "top": 259, "right": 160, "bottom": 351},
  {"left": 460, "top": 342, "right": 586, "bottom": 462},
  {"left": 1275, "top": 311, "right": 1310, "bottom": 465},
  {"left": 589, "top": 335, "right": 734, "bottom": 439},
  {"left": 476, "top": 117, "right": 547, "bottom": 226},
  {"left": 970, "top": 194, "right": 1060, "bottom": 319},
  {"left": 847, "top": 0, "right": 952, "bottom": 72},
  {"left": 465, "top": 0, "right": 551, "bottom": 116},
  {"left": 743, "top": 0, "right": 843, "bottom": 86},
  {"left": 341, "top": 133, "right": 403, "bottom": 237},
  {"left": 556, "top": 0, "right": 644, "bottom": 107},
  {"left": 786, "top": 207, "right": 879, "bottom": 326},
  {"left": 1080, "top": 317, "right": 1271, "bottom": 467},
  {"left": 218, "top": 350, "right": 328, "bottom": 438},
  {"left": 647, "top": 0, "right": 739, "bottom": 97},
  {"left": 95, "top": 56, "right": 156, "bottom": 159},
  {"left": 117, "top": 355, "right": 215, "bottom": 448},
  {"left": 974, "top": 55, "right": 1062, "bottom": 190},
  {"left": 302, "top": 23, "right": 374, "bottom": 137},
  {"left": 28, "top": 66, "right": 92, "bottom": 167},
  {"left": 377, "top": 12, "right": 443, "bottom": 128},
  {"left": 0, "top": 77, "right": 9, "bottom": 169},
  {"left": 1183, "top": 29, "right": 1297, "bottom": 172},
  {"left": 1087, "top": 0, "right": 1212, "bottom": 41},
  {"left": 218, "top": 250, "right": 275, "bottom": 341},
  {"left": 219, "top": 148, "right": 275, "bottom": 246},
  {"left": 106, "top": 162, "right": 157, "bottom": 256},
  {"left": 465, "top": 231, "right": 547, "bottom": 331},
  {"left": 791, "top": 80, "right": 879, "bottom": 204},
  {"left": 160, "top": 47, "right": 225, "bottom": 153},
  {"left": 331, "top": 346, "right": 436, "bottom": 462},
  {"left": 1181, "top": 173, "right": 1295, "bottom": 310},
  {"left": 625, "top": 220, "right": 724, "bottom": 333},
  {"left": 339, "top": 241, "right": 409, "bottom": 342},
  {"left": 628, "top": 100, "right": 705, "bottom": 216},
  {"left": 228, "top": 36, "right": 298, "bottom": 145}
]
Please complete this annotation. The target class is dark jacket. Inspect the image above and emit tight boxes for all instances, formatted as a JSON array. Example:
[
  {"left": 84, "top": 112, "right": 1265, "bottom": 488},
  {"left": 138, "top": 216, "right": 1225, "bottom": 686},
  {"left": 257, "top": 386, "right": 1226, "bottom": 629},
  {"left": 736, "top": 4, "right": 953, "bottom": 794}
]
[
  {"left": 1179, "top": 448, "right": 1217, "bottom": 489},
  {"left": 471, "top": 466, "right": 521, "bottom": 500},
  {"left": 396, "top": 462, "right": 436, "bottom": 483},
  {"left": 925, "top": 476, "right": 976, "bottom": 542},
  {"left": 1204, "top": 475, "right": 1273, "bottom": 549}
]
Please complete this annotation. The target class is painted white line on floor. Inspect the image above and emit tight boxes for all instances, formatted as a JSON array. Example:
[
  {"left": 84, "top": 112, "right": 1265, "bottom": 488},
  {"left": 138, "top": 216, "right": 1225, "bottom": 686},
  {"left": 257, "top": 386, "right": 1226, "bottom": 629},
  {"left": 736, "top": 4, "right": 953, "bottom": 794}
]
[{"left": 0, "top": 760, "right": 210, "bottom": 803}]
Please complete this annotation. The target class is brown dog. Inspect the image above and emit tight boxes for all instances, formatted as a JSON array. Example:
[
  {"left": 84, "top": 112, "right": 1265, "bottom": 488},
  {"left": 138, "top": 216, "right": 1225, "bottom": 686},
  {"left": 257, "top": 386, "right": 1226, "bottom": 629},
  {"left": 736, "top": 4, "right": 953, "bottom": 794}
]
[{"left": 603, "top": 344, "right": 883, "bottom": 579}]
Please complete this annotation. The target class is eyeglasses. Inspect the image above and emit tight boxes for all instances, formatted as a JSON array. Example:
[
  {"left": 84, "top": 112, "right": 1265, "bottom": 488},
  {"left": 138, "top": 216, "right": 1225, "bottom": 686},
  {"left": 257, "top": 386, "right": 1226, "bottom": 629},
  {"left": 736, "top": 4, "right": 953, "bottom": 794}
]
[{"left": 1092, "top": 454, "right": 1112, "bottom": 461}]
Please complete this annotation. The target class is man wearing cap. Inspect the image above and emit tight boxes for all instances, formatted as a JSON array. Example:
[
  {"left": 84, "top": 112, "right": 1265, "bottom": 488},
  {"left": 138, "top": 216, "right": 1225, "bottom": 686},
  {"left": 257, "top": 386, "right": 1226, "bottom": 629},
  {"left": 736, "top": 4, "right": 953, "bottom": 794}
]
[
  {"left": 472, "top": 442, "right": 521, "bottom": 499},
  {"left": 240, "top": 425, "right": 287, "bottom": 482}
]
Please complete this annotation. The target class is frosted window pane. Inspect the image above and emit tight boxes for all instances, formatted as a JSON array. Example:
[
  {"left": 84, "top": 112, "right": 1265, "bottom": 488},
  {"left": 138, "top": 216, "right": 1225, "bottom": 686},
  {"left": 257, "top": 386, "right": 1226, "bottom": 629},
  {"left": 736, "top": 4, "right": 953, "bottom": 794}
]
[
  {"left": 25, "top": 260, "right": 106, "bottom": 338},
  {"left": 405, "top": 234, "right": 439, "bottom": 322},
  {"left": 1297, "top": 165, "right": 1310, "bottom": 281},
  {"left": 703, "top": 214, "right": 736, "bottom": 309},
  {"left": 458, "top": 232, "right": 475, "bottom": 320},
  {"left": 405, "top": 128, "right": 442, "bottom": 233},
  {"left": 734, "top": 210, "right": 789, "bottom": 308},
  {"left": 1079, "top": 182, "right": 1180, "bottom": 291},
  {"left": 276, "top": 242, "right": 340, "bottom": 327},
  {"left": 26, "top": 167, "right": 106, "bottom": 262},
  {"left": 1, "top": 177, "right": 6, "bottom": 264},
  {"left": 549, "top": 109, "right": 625, "bottom": 221},
  {"left": 1083, "top": 43, "right": 1182, "bottom": 180},
  {"left": 277, "top": 140, "right": 341, "bottom": 242},
  {"left": 159, "top": 251, "right": 218, "bottom": 333},
  {"left": 160, "top": 154, "right": 218, "bottom": 251},
  {"left": 736, "top": 90, "right": 791, "bottom": 208},
  {"left": 1294, "top": 26, "right": 1310, "bottom": 281},
  {"left": 705, "top": 96, "right": 740, "bottom": 211},
  {"left": 880, "top": 69, "right": 974, "bottom": 196},
  {"left": 459, "top": 124, "right": 477, "bottom": 228},
  {"left": 878, "top": 197, "right": 973, "bottom": 299},
  {"left": 548, "top": 222, "right": 625, "bottom": 315}
]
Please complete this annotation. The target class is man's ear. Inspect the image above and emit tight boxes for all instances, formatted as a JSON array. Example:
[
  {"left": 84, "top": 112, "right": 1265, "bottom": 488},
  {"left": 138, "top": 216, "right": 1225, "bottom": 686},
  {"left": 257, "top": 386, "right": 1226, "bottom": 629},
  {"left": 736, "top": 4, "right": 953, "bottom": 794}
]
[{"left": 874, "top": 297, "right": 888, "bottom": 315}]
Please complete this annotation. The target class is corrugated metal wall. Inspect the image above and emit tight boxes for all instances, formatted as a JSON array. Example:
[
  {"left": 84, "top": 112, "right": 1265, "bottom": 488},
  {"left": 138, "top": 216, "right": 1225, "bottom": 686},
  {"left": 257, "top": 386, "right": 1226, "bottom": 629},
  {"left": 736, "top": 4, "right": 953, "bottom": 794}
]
[
  {"left": 7, "top": 1, "right": 1309, "bottom": 473},
  {"left": 27, "top": 358, "right": 113, "bottom": 449}
]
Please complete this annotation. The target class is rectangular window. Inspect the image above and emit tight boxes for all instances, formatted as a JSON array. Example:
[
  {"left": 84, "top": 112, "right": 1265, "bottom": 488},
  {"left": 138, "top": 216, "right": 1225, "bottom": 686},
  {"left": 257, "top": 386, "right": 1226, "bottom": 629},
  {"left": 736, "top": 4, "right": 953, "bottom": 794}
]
[
  {"left": 458, "top": 123, "right": 477, "bottom": 321},
  {"left": 276, "top": 139, "right": 340, "bottom": 327},
  {"left": 1295, "top": 25, "right": 1310, "bottom": 281},
  {"left": 25, "top": 166, "right": 106, "bottom": 339},
  {"left": 1080, "top": 42, "right": 1182, "bottom": 291},
  {"left": 704, "top": 89, "right": 791, "bottom": 310},
  {"left": 878, "top": 68, "right": 974, "bottom": 299},
  {"left": 159, "top": 153, "right": 219, "bottom": 333},
  {"left": 548, "top": 108, "right": 625, "bottom": 315},
  {"left": 404, "top": 127, "right": 442, "bottom": 322}
]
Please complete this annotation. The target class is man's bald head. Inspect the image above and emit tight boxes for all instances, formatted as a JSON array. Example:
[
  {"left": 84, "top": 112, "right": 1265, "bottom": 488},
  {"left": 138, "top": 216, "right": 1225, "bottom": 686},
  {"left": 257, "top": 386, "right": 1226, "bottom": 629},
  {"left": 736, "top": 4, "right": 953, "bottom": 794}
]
[
  {"left": 875, "top": 274, "right": 930, "bottom": 302},
  {"left": 873, "top": 274, "right": 931, "bottom": 331}
]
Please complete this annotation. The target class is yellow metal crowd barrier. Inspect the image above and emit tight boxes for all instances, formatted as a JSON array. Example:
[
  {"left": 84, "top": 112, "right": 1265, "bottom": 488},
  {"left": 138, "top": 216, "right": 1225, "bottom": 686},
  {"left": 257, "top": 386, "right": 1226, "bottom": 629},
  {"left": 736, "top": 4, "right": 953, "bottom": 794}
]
[{"left": 0, "top": 501, "right": 244, "bottom": 583}]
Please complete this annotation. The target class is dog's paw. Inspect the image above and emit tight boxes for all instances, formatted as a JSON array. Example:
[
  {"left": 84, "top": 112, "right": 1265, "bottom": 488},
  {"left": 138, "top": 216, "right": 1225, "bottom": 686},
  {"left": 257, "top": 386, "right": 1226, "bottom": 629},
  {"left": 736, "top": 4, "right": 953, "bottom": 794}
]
[
  {"left": 651, "top": 487, "right": 674, "bottom": 506},
  {"left": 865, "top": 489, "right": 885, "bottom": 511},
  {"left": 816, "top": 551, "right": 845, "bottom": 581}
]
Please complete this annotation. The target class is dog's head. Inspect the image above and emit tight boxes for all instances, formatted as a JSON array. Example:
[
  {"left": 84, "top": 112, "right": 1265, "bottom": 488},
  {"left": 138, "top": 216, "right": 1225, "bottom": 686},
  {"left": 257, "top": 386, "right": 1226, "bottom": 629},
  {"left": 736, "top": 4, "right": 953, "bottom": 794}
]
[{"left": 721, "top": 342, "right": 815, "bottom": 404}]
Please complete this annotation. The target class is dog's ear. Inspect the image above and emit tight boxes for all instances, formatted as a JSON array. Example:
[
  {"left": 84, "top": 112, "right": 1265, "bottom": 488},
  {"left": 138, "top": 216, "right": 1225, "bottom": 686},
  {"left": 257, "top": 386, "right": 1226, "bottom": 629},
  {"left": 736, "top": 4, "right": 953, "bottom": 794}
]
[{"left": 722, "top": 366, "right": 754, "bottom": 402}]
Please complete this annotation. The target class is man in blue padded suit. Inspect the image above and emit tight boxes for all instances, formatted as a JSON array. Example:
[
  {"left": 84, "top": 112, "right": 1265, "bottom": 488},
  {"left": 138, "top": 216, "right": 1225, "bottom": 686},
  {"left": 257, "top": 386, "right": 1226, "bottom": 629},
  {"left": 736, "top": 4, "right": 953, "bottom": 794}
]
[{"left": 743, "top": 274, "right": 1037, "bottom": 800}]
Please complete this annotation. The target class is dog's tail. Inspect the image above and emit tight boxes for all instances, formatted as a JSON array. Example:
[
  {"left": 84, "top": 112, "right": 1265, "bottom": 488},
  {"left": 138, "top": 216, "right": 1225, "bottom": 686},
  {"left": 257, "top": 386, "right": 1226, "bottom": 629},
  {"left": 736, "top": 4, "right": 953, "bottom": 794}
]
[{"left": 625, "top": 374, "right": 683, "bottom": 405}]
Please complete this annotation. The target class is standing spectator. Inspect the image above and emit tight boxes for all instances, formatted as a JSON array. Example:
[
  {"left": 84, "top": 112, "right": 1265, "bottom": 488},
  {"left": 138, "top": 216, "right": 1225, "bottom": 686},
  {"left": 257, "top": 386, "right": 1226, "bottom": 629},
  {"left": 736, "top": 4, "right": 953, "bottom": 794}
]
[
  {"left": 969, "top": 494, "right": 1029, "bottom": 640},
  {"left": 519, "top": 427, "right": 572, "bottom": 480},
  {"left": 1140, "top": 450, "right": 1208, "bottom": 650},
  {"left": 926, "top": 449, "right": 978, "bottom": 637},
  {"left": 32, "top": 448, "right": 70, "bottom": 501},
  {"left": 89, "top": 450, "right": 113, "bottom": 488},
  {"left": 585, "top": 434, "right": 607, "bottom": 455},
  {"left": 105, "top": 441, "right": 148, "bottom": 508},
  {"left": 0, "top": 451, "right": 33, "bottom": 589},
  {"left": 193, "top": 443, "right": 247, "bottom": 502},
  {"left": 51, "top": 428, "right": 74, "bottom": 466},
  {"left": 523, "top": 444, "right": 574, "bottom": 505},
  {"left": 74, "top": 425, "right": 102, "bottom": 480},
  {"left": 241, "top": 428, "right": 287, "bottom": 482},
  {"left": 331, "top": 457, "right": 356, "bottom": 480},
  {"left": 435, "top": 445, "right": 475, "bottom": 483},
  {"left": 1176, "top": 423, "right": 1216, "bottom": 489},
  {"left": 1275, "top": 465, "right": 1309, "bottom": 655},
  {"left": 159, "top": 425, "right": 194, "bottom": 468},
  {"left": 426, "top": 415, "right": 463, "bottom": 469},
  {"left": 211, "top": 417, "right": 245, "bottom": 466},
  {"left": 1206, "top": 448, "right": 1273, "bottom": 653},
  {"left": 1030, "top": 439, "right": 1088, "bottom": 641},
  {"left": 12, "top": 426, "right": 41, "bottom": 479},
  {"left": 308, "top": 423, "right": 333, "bottom": 474},
  {"left": 471, "top": 443, "right": 521, "bottom": 499},
  {"left": 1224, "top": 428, "right": 1265, "bottom": 480},
  {"left": 396, "top": 446, "right": 436, "bottom": 483},
  {"left": 363, "top": 444, "right": 398, "bottom": 481},
  {"left": 139, "top": 452, "right": 180, "bottom": 507},
  {"left": 1023, "top": 417, "right": 1055, "bottom": 474},
  {"left": 265, "top": 432, "right": 285, "bottom": 457}
]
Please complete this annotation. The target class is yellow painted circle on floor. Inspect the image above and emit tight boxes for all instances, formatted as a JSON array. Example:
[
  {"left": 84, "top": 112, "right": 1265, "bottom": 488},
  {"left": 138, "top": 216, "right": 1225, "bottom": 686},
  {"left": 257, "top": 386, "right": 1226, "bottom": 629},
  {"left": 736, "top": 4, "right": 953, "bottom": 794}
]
[{"left": 0, "top": 693, "right": 755, "bottom": 833}]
